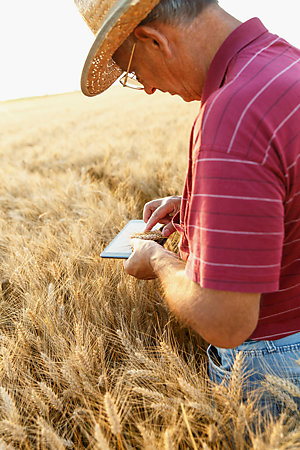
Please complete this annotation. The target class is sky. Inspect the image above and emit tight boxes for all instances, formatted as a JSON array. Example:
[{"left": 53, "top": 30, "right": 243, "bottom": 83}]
[{"left": 0, "top": 0, "right": 299, "bottom": 102}]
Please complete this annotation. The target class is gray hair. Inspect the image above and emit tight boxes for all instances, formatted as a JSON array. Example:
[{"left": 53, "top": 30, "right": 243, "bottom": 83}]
[{"left": 140, "top": 0, "right": 219, "bottom": 25}]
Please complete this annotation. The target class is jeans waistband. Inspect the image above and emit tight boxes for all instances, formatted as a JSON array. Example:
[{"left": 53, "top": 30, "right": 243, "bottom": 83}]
[{"left": 221, "top": 331, "right": 300, "bottom": 354}]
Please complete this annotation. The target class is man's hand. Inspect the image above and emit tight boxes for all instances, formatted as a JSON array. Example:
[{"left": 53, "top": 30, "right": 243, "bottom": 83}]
[
  {"left": 124, "top": 238, "right": 165, "bottom": 280},
  {"left": 143, "top": 196, "right": 181, "bottom": 237},
  {"left": 124, "top": 234, "right": 260, "bottom": 348}
]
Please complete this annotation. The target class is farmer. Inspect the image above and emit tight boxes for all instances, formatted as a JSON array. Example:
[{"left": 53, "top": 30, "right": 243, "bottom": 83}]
[{"left": 75, "top": 0, "right": 300, "bottom": 411}]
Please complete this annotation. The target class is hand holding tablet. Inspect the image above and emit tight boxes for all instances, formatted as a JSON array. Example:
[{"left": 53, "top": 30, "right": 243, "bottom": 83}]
[{"left": 100, "top": 220, "right": 164, "bottom": 259}]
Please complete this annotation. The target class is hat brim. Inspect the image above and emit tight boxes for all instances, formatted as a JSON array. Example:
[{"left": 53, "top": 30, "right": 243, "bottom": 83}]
[{"left": 81, "top": 0, "right": 161, "bottom": 97}]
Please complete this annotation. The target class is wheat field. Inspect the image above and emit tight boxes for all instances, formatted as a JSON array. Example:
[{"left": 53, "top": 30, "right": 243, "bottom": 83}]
[{"left": 0, "top": 89, "right": 299, "bottom": 449}]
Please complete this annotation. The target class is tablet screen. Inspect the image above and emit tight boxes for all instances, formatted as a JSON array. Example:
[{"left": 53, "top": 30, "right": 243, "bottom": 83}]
[{"left": 100, "top": 220, "right": 162, "bottom": 259}]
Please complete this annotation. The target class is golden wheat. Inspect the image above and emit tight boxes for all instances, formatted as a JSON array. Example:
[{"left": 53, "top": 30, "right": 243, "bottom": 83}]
[
  {"left": 164, "top": 428, "right": 175, "bottom": 450},
  {"left": 38, "top": 382, "right": 63, "bottom": 412},
  {"left": 94, "top": 423, "right": 111, "bottom": 450},
  {"left": 0, "top": 90, "right": 298, "bottom": 448},
  {"left": 104, "top": 392, "right": 122, "bottom": 436},
  {"left": 130, "top": 229, "right": 167, "bottom": 245}
]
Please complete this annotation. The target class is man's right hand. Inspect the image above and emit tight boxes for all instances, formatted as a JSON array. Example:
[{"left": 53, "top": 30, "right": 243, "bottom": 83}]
[{"left": 143, "top": 196, "right": 182, "bottom": 237}]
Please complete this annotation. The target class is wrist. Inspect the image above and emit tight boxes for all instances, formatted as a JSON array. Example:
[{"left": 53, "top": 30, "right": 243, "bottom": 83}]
[
  {"left": 149, "top": 244, "right": 166, "bottom": 275},
  {"left": 150, "top": 244, "right": 183, "bottom": 278}
]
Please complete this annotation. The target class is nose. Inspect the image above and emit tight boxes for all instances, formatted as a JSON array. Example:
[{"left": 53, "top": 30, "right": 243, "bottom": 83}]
[{"left": 144, "top": 86, "right": 156, "bottom": 95}]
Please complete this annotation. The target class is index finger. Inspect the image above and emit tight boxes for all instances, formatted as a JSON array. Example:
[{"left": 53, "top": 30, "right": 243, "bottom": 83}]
[
  {"left": 144, "top": 204, "right": 171, "bottom": 231},
  {"left": 143, "top": 200, "right": 161, "bottom": 223}
]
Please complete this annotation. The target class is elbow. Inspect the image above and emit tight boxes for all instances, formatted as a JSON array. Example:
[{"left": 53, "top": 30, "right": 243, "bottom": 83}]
[
  {"left": 192, "top": 289, "right": 260, "bottom": 349},
  {"left": 210, "top": 333, "right": 253, "bottom": 349},
  {"left": 166, "top": 283, "right": 261, "bottom": 349},
  {"left": 192, "top": 316, "right": 259, "bottom": 349}
]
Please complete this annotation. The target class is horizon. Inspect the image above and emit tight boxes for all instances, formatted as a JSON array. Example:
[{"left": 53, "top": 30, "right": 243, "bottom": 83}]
[{"left": 1, "top": 0, "right": 299, "bottom": 102}]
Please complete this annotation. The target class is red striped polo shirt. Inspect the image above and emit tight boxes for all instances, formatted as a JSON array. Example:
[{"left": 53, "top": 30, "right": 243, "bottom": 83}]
[{"left": 174, "top": 18, "right": 300, "bottom": 341}]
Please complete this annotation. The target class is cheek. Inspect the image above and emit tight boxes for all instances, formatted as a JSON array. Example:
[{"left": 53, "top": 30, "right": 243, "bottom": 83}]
[
  {"left": 134, "top": 69, "right": 152, "bottom": 87},
  {"left": 112, "top": 48, "right": 128, "bottom": 72}
]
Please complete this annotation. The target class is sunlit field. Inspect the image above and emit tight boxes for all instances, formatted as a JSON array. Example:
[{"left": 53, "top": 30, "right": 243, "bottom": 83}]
[{"left": 0, "top": 89, "right": 299, "bottom": 448}]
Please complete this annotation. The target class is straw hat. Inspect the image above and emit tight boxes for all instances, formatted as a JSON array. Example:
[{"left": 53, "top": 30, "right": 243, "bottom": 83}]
[{"left": 75, "top": 0, "right": 161, "bottom": 97}]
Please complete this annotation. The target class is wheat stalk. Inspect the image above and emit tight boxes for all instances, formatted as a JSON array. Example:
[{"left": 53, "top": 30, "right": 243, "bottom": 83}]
[
  {"left": 137, "top": 424, "right": 157, "bottom": 450},
  {"left": 187, "top": 401, "right": 222, "bottom": 422},
  {"left": 201, "top": 443, "right": 212, "bottom": 450},
  {"left": 40, "top": 352, "right": 58, "bottom": 378},
  {"left": 178, "top": 377, "right": 201, "bottom": 400},
  {"left": 180, "top": 403, "right": 198, "bottom": 450},
  {"left": 130, "top": 230, "right": 166, "bottom": 245},
  {"left": 0, "top": 437, "right": 15, "bottom": 449},
  {"left": 269, "top": 420, "right": 284, "bottom": 448},
  {"left": 47, "top": 282, "right": 55, "bottom": 308},
  {"left": 0, "top": 388, "right": 19, "bottom": 423},
  {"left": 74, "top": 344, "right": 93, "bottom": 373},
  {"left": 94, "top": 423, "right": 111, "bottom": 450},
  {"left": 273, "top": 390, "right": 298, "bottom": 412},
  {"left": 104, "top": 392, "right": 122, "bottom": 436},
  {"left": 61, "top": 360, "right": 82, "bottom": 391},
  {"left": 206, "top": 423, "right": 218, "bottom": 445},
  {"left": 149, "top": 402, "right": 174, "bottom": 412},
  {"left": 133, "top": 351, "right": 158, "bottom": 369},
  {"left": 164, "top": 428, "right": 175, "bottom": 450},
  {"left": 229, "top": 352, "right": 244, "bottom": 401},
  {"left": 160, "top": 341, "right": 186, "bottom": 372},
  {"left": 127, "top": 277, "right": 137, "bottom": 304},
  {"left": 30, "top": 390, "right": 49, "bottom": 416},
  {"left": 0, "top": 348, "right": 14, "bottom": 381},
  {"left": 264, "top": 375, "right": 300, "bottom": 398},
  {"left": 0, "top": 420, "right": 25, "bottom": 443},
  {"left": 262, "top": 380, "right": 299, "bottom": 412},
  {"left": 38, "top": 382, "right": 63, "bottom": 412},
  {"left": 40, "top": 426, "right": 65, "bottom": 450},
  {"left": 116, "top": 329, "right": 136, "bottom": 355},
  {"left": 1, "top": 91, "right": 299, "bottom": 448},
  {"left": 233, "top": 403, "right": 248, "bottom": 450},
  {"left": 133, "top": 387, "right": 166, "bottom": 402}
]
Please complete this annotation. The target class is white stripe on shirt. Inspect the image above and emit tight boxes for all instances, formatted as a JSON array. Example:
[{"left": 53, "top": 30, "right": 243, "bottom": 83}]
[
  {"left": 280, "top": 258, "right": 300, "bottom": 270},
  {"left": 258, "top": 305, "right": 300, "bottom": 321},
  {"left": 283, "top": 238, "right": 300, "bottom": 246},
  {"left": 201, "top": 37, "right": 281, "bottom": 134},
  {"left": 262, "top": 103, "right": 300, "bottom": 164},
  {"left": 188, "top": 224, "right": 281, "bottom": 236},
  {"left": 196, "top": 157, "right": 260, "bottom": 166},
  {"left": 251, "top": 329, "right": 300, "bottom": 340},
  {"left": 277, "top": 281, "right": 300, "bottom": 293},
  {"left": 227, "top": 58, "right": 300, "bottom": 154},
  {"left": 286, "top": 190, "right": 300, "bottom": 204},
  {"left": 192, "top": 193, "right": 281, "bottom": 203},
  {"left": 190, "top": 252, "right": 280, "bottom": 269},
  {"left": 287, "top": 153, "right": 300, "bottom": 170},
  {"left": 284, "top": 219, "right": 299, "bottom": 226}
]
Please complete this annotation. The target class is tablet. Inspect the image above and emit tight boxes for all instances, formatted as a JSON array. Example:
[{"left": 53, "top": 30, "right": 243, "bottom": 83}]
[{"left": 100, "top": 220, "right": 162, "bottom": 259}]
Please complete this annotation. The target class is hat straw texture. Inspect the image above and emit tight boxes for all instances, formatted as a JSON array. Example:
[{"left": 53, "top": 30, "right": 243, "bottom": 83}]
[{"left": 75, "top": 0, "right": 161, "bottom": 96}]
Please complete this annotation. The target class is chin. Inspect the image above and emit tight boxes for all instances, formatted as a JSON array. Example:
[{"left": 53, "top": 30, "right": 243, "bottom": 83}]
[{"left": 178, "top": 93, "right": 200, "bottom": 103}]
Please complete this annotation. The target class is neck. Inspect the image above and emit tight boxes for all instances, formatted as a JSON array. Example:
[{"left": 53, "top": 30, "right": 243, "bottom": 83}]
[
  {"left": 168, "top": 4, "right": 242, "bottom": 99},
  {"left": 192, "top": 5, "right": 241, "bottom": 69}
]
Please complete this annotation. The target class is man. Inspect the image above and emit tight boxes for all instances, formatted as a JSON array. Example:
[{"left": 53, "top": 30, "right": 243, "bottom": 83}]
[{"left": 76, "top": 0, "right": 300, "bottom": 411}]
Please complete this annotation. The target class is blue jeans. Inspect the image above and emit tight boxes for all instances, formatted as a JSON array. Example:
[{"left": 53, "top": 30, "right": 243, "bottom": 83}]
[{"left": 207, "top": 332, "right": 300, "bottom": 415}]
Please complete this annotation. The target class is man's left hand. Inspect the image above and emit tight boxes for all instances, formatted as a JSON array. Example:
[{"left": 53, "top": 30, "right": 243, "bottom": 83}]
[{"left": 124, "top": 238, "right": 163, "bottom": 280}]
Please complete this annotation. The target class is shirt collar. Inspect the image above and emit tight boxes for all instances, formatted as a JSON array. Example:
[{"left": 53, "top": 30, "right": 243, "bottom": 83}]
[{"left": 202, "top": 18, "right": 268, "bottom": 104}]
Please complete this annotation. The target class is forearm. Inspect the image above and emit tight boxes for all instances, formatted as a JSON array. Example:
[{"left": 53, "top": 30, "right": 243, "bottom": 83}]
[
  {"left": 150, "top": 246, "right": 259, "bottom": 348},
  {"left": 150, "top": 247, "right": 215, "bottom": 342}
]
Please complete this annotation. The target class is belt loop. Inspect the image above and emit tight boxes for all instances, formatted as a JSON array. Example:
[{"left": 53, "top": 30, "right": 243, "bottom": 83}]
[{"left": 265, "top": 340, "right": 277, "bottom": 352}]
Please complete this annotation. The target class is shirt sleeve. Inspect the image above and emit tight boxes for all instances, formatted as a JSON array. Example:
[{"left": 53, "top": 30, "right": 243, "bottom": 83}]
[{"left": 184, "top": 149, "right": 285, "bottom": 293}]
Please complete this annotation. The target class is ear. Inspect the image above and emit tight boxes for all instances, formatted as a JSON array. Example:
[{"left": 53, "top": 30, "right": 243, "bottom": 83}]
[{"left": 134, "top": 25, "right": 172, "bottom": 58}]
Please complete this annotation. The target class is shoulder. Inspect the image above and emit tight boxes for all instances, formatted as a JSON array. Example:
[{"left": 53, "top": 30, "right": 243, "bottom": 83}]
[{"left": 200, "top": 45, "right": 300, "bottom": 162}]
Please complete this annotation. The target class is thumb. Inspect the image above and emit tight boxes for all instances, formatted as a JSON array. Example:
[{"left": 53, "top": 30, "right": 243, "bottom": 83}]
[{"left": 162, "top": 222, "right": 176, "bottom": 237}]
